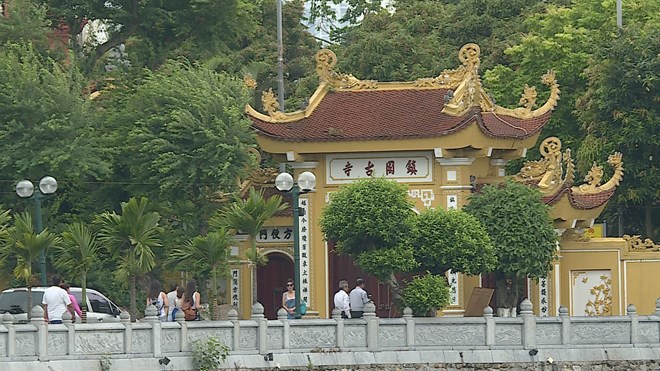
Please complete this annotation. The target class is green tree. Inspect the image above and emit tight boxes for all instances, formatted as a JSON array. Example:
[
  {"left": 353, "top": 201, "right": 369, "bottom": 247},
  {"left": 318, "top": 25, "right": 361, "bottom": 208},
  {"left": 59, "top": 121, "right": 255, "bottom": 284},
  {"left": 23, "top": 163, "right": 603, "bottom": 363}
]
[
  {"left": 213, "top": 187, "right": 286, "bottom": 304},
  {"left": 0, "top": 0, "right": 50, "bottom": 47},
  {"left": 54, "top": 222, "right": 101, "bottom": 319},
  {"left": 0, "top": 212, "right": 61, "bottom": 318},
  {"left": 110, "top": 60, "right": 256, "bottom": 238},
  {"left": 412, "top": 208, "right": 496, "bottom": 276},
  {"left": 97, "top": 197, "right": 163, "bottom": 321},
  {"left": 575, "top": 25, "right": 659, "bottom": 239},
  {"left": 400, "top": 273, "right": 451, "bottom": 317},
  {"left": 169, "top": 229, "right": 232, "bottom": 319},
  {"left": 464, "top": 180, "right": 557, "bottom": 313},
  {"left": 44, "top": 0, "right": 260, "bottom": 71},
  {"left": 0, "top": 43, "right": 111, "bottom": 213},
  {"left": 320, "top": 178, "right": 418, "bottom": 288}
]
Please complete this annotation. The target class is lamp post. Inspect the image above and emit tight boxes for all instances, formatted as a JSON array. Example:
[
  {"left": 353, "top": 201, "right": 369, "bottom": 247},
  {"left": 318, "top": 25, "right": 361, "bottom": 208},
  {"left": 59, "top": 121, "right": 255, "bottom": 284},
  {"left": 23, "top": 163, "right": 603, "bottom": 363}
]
[
  {"left": 275, "top": 171, "right": 316, "bottom": 318},
  {"left": 15, "top": 176, "right": 58, "bottom": 286}
]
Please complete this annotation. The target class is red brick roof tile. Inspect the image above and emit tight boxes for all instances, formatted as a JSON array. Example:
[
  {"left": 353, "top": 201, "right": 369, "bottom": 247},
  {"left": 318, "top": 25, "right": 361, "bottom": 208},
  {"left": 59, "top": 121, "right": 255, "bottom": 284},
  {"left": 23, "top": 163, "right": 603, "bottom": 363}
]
[{"left": 250, "top": 89, "right": 551, "bottom": 142}]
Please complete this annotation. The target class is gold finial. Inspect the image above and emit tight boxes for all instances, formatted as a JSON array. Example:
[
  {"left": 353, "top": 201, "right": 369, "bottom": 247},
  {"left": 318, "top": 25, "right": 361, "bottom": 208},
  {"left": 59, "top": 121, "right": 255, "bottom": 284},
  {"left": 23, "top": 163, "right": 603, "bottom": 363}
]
[
  {"left": 513, "top": 137, "right": 572, "bottom": 195},
  {"left": 243, "top": 74, "right": 258, "bottom": 89}
]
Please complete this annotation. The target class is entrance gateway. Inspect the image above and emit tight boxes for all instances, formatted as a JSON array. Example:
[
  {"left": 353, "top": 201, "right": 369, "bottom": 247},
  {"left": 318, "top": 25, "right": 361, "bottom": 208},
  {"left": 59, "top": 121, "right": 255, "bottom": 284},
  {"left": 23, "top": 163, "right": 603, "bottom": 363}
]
[{"left": 227, "top": 43, "right": 658, "bottom": 319}]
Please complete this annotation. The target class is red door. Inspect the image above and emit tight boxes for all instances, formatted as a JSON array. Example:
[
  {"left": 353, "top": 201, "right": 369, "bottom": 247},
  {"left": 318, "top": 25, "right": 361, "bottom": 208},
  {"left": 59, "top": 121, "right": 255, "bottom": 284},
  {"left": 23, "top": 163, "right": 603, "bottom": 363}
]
[
  {"left": 327, "top": 242, "right": 394, "bottom": 318},
  {"left": 257, "top": 252, "right": 294, "bottom": 319}
]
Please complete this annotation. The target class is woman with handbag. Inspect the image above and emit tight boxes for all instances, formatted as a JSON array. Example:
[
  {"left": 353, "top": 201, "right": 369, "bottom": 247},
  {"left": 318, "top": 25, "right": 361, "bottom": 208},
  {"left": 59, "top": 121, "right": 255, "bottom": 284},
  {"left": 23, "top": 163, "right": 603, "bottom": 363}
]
[{"left": 182, "top": 279, "right": 201, "bottom": 321}]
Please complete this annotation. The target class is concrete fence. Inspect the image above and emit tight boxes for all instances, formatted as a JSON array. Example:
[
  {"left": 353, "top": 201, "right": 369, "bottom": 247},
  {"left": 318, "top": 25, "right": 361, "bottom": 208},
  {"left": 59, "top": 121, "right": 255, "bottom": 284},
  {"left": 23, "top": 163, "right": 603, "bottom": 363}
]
[{"left": 2, "top": 299, "right": 660, "bottom": 370}]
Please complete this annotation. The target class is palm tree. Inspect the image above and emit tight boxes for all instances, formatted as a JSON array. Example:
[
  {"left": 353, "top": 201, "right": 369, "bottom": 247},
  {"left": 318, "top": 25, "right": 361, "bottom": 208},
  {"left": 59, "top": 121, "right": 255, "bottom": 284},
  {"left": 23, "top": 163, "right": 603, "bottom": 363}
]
[
  {"left": 54, "top": 222, "right": 101, "bottom": 322},
  {"left": 0, "top": 212, "right": 60, "bottom": 318},
  {"left": 98, "top": 197, "right": 162, "bottom": 321},
  {"left": 170, "top": 229, "right": 232, "bottom": 319},
  {"left": 212, "top": 187, "right": 287, "bottom": 304}
]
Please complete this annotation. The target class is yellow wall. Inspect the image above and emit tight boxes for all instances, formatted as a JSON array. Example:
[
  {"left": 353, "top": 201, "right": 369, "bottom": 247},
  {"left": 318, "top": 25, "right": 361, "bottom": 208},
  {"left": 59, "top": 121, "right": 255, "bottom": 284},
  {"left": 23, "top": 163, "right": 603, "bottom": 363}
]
[{"left": 624, "top": 261, "right": 660, "bottom": 315}]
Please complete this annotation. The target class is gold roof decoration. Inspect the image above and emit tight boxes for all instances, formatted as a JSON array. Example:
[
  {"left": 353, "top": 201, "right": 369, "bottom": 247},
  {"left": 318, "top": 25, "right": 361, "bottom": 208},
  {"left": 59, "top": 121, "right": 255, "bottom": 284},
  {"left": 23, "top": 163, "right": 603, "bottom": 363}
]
[
  {"left": 244, "top": 43, "right": 560, "bottom": 124},
  {"left": 243, "top": 74, "right": 258, "bottom": 90},
  {"left": 624, "top": 235, "right": 660, "bottom": 252},
  {"left": 572, "top": 152, "right": 624, "bottom": 195},
  {"left": 441, "top": 44, "right": 561, "bottom": 118},
  {"left": 514, "top": 137, "right": 575, "bottom": 195},
  {"left": 514, "top": 136, "right": 624, "bottom": 196},
  {"left": 261, "top": 88, "right": 287, "bottom": 120},
  {"left": 316, "top": 49, "right": 378, "bottom": 90}
]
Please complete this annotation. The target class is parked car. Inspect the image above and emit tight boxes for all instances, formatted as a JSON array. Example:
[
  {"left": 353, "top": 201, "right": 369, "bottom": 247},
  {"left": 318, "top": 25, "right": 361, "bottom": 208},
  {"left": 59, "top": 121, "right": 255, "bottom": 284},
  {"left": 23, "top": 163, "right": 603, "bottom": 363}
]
[{"left": 0, "top": 287, "right": 122, "bottom": 322}]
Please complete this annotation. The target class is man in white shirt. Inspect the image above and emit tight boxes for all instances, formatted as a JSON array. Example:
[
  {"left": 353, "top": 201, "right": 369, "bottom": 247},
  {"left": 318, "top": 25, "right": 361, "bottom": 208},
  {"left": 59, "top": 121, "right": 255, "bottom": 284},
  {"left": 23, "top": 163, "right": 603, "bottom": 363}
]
[
  {"left": 333, "top": 280, "right": 351, "bottom": 318},
  {"left": 42, "top": 276, "right": 73, "bottom": 324},
  {"left": 349, "top": 278, "right": 371, "bottom": 318}
]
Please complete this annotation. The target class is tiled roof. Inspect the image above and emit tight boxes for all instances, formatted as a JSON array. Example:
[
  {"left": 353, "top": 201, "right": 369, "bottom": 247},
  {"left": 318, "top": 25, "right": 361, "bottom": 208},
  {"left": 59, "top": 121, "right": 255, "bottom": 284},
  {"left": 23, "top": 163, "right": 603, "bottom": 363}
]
[
  {"left": 249, "top": 89, "right": 551, "bottom": 142},
  {"left": 569, "top": 188, "right": 616, "bottom": 210}
]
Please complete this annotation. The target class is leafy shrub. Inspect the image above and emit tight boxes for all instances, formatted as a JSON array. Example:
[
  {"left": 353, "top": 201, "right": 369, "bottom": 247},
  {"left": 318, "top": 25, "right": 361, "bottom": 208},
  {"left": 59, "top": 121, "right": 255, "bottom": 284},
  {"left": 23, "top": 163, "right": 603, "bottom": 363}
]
[
  {"left": 191, "top": 336, "right": 229, "bottom": 371},
  {"left": 400, "top": 274, "right": 450, "bottom": 317}
]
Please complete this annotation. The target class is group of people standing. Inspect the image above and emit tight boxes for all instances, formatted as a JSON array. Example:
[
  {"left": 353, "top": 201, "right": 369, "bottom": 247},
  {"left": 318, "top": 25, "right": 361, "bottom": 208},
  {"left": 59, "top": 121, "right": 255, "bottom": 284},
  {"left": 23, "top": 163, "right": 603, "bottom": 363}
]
[
  {"left": 148, "top": 279, "right": 201, "bottom": 321},
  {"left": 334, "top": 278, "right": 371, "bottom": 319}
]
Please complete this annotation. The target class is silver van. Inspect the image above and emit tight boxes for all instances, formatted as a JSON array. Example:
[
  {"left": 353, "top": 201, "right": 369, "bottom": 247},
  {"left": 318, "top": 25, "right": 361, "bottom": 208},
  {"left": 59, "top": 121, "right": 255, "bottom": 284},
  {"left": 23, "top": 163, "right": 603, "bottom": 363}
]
[{"left": 0, "top": 287, "right": 122, "bottom": 322}]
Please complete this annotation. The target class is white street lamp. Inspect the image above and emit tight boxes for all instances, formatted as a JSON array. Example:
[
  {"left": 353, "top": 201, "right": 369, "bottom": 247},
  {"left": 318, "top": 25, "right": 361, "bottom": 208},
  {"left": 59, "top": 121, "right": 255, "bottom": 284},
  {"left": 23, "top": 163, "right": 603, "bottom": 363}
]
[
  {"left": 275, "top": 171, "right": 316, "bottom": 318},
  {"left": 16, "top": 176, "right": 58, "bottom": 286}
]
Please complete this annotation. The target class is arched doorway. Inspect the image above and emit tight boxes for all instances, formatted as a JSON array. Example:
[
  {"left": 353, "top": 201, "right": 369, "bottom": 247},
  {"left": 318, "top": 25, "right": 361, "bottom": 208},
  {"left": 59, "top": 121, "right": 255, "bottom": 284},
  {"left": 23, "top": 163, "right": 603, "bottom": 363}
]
[{"left": 257, "top": 252, "right": 294, "bottom": 319}]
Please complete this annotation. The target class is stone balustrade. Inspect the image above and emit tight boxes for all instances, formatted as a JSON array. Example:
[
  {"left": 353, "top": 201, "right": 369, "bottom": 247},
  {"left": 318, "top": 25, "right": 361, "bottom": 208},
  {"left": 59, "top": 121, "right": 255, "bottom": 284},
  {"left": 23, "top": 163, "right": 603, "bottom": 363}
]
[{"left": 2, "top": 299, "right": 660, "bottom": 370}]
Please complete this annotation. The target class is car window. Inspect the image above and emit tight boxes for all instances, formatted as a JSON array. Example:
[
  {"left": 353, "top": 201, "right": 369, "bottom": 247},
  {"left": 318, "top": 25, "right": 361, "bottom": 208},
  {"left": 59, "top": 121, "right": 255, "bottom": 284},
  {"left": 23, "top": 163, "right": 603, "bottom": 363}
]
[
  {"left": 0, "top": 291, "right": 44, "bottom": 314},
  {"left": 88, "top": 292, "right": 112, "bottom": 314}
]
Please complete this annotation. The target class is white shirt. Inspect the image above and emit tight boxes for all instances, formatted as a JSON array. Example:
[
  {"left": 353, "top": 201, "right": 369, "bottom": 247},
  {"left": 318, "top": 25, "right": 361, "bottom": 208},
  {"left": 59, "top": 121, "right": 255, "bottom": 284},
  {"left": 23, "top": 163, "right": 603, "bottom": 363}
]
[
  {"left": 42, "top": 286, "right": 71, "bottom": 322},
  {"left": 333, "top": 289, "right": 351, "bottom": 318}
]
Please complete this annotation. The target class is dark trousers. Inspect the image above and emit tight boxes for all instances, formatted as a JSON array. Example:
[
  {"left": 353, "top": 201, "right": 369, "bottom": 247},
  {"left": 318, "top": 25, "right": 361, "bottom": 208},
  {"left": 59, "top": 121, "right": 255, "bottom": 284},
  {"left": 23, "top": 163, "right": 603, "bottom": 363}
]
[
  {"left": 49, "top": 320, "right": 62, "bottom": 324},
  {"left": 350, "top": 310, "right": 364, "bottom": 318}
]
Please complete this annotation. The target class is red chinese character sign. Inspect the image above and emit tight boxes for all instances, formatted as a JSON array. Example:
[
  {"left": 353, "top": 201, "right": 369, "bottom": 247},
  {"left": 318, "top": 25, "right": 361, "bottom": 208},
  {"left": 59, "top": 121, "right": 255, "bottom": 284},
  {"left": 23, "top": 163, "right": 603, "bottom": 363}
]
[{"left": 326, "top": 152, "right": 433, "bottom": 184}]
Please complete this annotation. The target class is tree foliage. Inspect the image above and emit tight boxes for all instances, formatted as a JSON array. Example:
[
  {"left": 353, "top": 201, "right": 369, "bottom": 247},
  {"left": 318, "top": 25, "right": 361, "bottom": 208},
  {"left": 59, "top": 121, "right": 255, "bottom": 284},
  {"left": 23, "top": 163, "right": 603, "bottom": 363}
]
[
  {"left": 412, "top": 208, "right": 496, "bottom": 276},
  {"left": 320, "top": 178, "right": 418, "bottom": 284},
  {"left": 575, "top": 25, "right": 659, "bottom": 237},
  {"left": 464, "top": 180, "right": 557, "bottom": 308},
  {"left": 109, "top": 60, "right": 256, "bottom": 235},
  {"left": 97, "top": 197, "right": 162, "bottom": 320},
  {"left": 400, "top": 273, "right": 451, "bottom": 317},
  {"left": 54, "top": 222, "right": 101, "bottom": 312}
]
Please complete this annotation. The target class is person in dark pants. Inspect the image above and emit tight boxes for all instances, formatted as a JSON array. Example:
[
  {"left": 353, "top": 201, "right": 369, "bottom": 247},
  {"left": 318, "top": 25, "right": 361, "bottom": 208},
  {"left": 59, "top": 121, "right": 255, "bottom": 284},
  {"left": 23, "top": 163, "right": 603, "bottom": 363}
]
[{"left": 349, "top": 278, "right": 370, "bottom": 318}]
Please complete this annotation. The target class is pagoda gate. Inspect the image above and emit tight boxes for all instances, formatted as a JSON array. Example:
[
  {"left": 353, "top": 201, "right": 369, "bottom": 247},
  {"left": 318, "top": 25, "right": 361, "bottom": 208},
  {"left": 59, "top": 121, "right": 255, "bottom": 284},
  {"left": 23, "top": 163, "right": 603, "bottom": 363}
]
[{"left": 227, "top": 44, "right": 660, "bottom": 320}]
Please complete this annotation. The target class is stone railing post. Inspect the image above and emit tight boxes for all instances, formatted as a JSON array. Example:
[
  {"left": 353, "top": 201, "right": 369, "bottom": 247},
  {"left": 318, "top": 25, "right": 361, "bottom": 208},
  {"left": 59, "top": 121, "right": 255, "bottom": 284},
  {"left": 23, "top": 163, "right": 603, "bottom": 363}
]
[
  {"left": 31, "top": 306, "right": 48, "bottom": 361},
  {"left": 251, "top": 302, "right": 267, "bottom": 354},
  {"left": 559, "top": 306, "right": 570, "bottom": 345},
  {"left": 120, "top": 311, "right": 132, "bottom": 355},
  {"left": 144, "top": 305, "right": 161, "bottom": 357},
  {"left": 174, "top": 308, "right": 186, "bottom": 352},
  {"left": 520, "top": 299, "right": 535, "bottom": 349},
  {"left": 654, "top": 298, "right": 660, "bottom": 317},
  {"left": 62, "top": 311, "right": 74, "bottom": 355},
  {"left": 331, "top": 308, "right": 344, "bottom": 349},
  {"left": 484, "top": 306, "right": 495, "bottom": 346},
  {"left": 627, "top": 304, "right": 638, "bottom": 345},
  {"left": 228, "top": 308, "right": 240, "bottom": 351},
  {"left": 402, "top": 307, "right": 414, "bottom": 348},
  {"left": 363, "top": 302, "right": 378, "bottom": 351},
  {"left": 2, "top": 313, "right": 15, "bottom": 357}
]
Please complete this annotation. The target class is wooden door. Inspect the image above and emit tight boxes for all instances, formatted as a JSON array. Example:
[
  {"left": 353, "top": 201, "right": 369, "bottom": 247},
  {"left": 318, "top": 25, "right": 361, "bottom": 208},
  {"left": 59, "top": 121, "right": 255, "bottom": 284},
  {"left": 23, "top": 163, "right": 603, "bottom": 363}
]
[
  {"left": 327, "top": 242, "right": 394, "bottom": 317},
  {"left": 257, "top": 252, "right": 294, "bottom": 319}
]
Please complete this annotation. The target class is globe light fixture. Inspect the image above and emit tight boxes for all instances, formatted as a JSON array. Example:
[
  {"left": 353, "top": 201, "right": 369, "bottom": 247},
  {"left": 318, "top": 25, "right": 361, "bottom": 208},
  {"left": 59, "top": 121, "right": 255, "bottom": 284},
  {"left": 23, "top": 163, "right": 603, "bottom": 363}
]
[
  {"left": 15, "top": 176, "right": 58, "bottom": 286},
  {"left": 275, "top": 171, "right": 316, "bottom": 318}
]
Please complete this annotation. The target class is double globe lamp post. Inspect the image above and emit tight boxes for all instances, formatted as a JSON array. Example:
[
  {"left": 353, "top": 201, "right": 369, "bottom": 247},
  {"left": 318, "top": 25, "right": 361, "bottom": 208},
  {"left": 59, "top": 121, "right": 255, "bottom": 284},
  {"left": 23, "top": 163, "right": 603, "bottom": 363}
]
[
  {"left": 15, "top": 176, "right": 58, "bottom": 287},
  {"left": 275, "top": 171, "right": 316, "bottom": 319}
]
